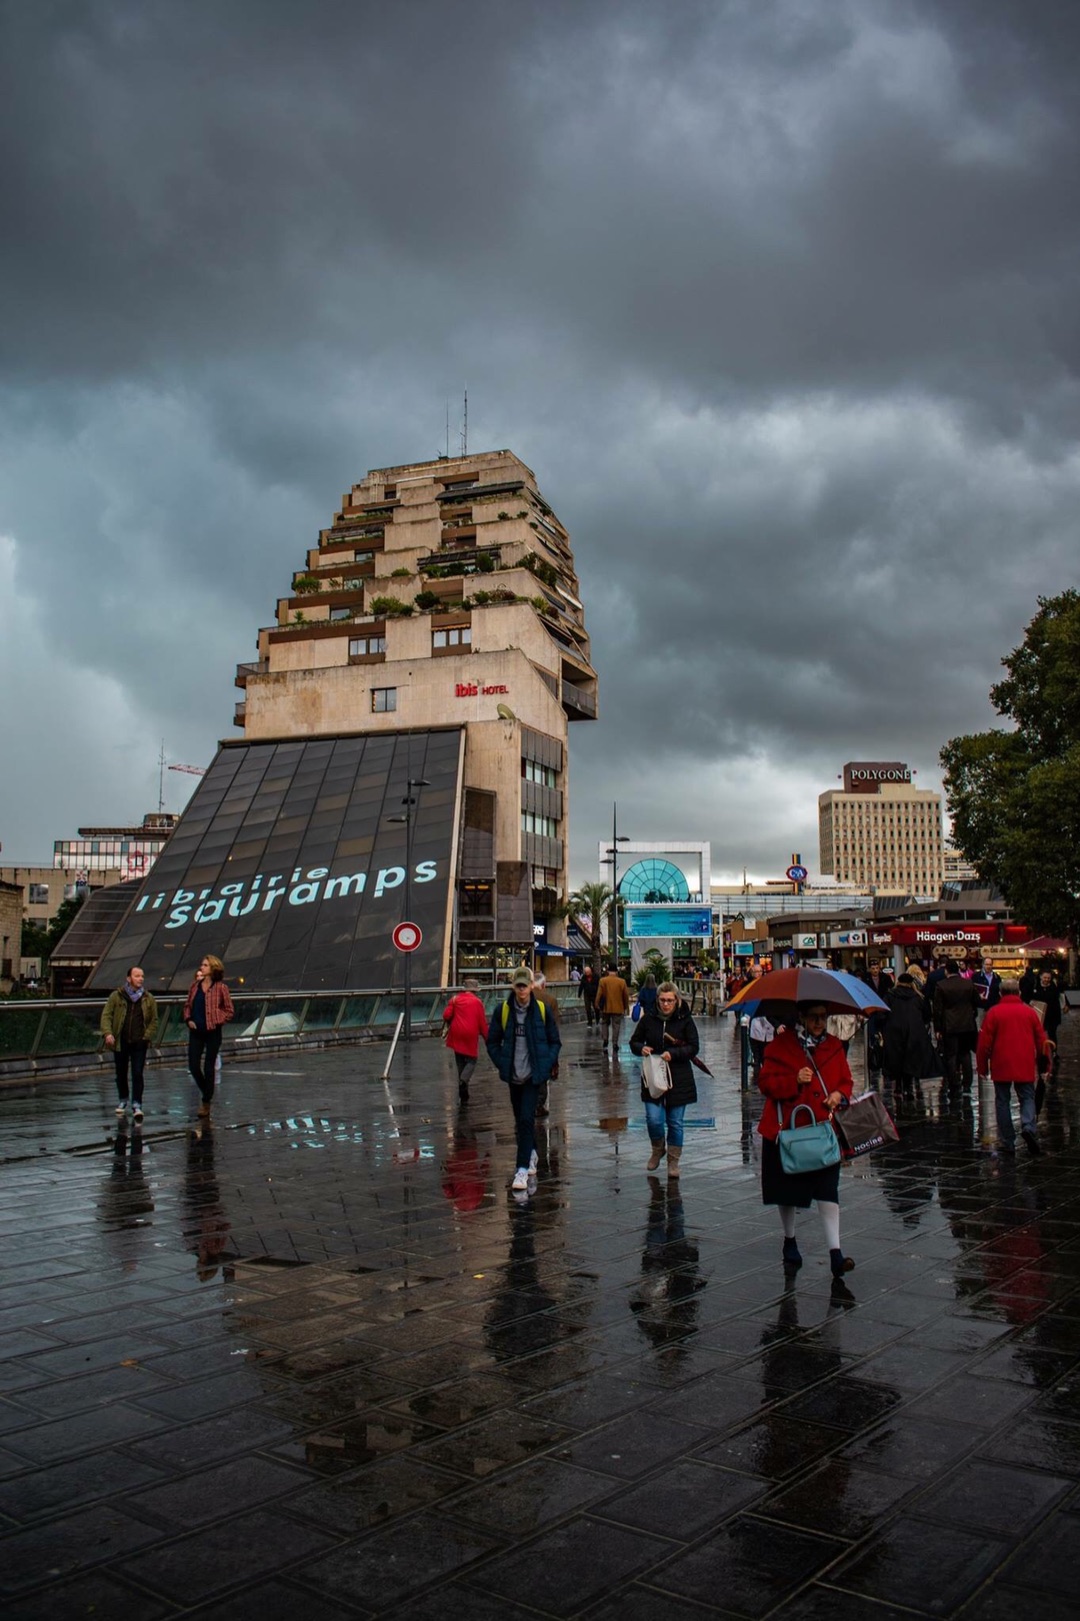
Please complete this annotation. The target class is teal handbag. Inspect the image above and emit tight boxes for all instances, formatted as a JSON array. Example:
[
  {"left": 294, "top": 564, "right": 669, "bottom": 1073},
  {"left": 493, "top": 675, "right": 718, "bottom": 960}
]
[{"left": 778, "top": 1102, "right": 841, "bottom": 1175}]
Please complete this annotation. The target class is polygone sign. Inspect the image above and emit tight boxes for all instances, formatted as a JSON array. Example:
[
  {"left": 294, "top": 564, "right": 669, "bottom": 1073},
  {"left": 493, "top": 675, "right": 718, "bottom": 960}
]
[
  {"left": 843, "top": 761, "right": 912, "bottom": 793},
  {"left": 455, "top": 682, "right": 509, "bottom": 697}
]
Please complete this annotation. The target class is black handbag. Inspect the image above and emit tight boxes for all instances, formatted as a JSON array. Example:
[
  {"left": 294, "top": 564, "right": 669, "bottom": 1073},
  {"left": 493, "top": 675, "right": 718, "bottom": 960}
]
[{"left": 834, "top": 1090, "right": 899, "bottom": 1158}]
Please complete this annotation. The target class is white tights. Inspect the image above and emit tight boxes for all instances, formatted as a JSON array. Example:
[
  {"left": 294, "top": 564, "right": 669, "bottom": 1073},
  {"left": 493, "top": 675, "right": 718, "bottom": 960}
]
[{"left": 777, "top": 1201, "right": 841, "bottom": 1250}]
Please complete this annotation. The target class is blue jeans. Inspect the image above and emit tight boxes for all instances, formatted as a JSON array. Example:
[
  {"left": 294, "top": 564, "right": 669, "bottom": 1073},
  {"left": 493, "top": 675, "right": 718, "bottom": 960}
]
[
  {"left": 645, "top": 1099, "right": 686, "bottom": 1148},
  {"left": 508, "top": 1080, "right": 542, "bottom": 1169},
  {"left": 994, "top": 1082, "right": 1036, "bottom": 1147}
]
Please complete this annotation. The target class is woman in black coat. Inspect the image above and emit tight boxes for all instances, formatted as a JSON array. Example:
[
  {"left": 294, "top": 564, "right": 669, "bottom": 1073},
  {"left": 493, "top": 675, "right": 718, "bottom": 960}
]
[
  {"left": 630, "top": 982, "right": 699, "bottom": 1179},
  {"left": 882, "top": 974, "right": 939, "bottom": 1087}
]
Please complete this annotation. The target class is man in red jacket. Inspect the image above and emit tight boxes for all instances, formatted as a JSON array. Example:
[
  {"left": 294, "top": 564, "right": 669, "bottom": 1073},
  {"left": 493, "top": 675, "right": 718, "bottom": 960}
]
[{"left": 976, "top": 978, "right": 1055, "bottom": 1156}]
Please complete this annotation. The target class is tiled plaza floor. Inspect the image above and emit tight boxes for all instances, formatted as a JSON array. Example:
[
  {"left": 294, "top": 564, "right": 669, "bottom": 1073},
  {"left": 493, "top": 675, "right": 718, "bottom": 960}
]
[{"left": 1, "top": 1012, "right": 1079, "bottom": 1618}]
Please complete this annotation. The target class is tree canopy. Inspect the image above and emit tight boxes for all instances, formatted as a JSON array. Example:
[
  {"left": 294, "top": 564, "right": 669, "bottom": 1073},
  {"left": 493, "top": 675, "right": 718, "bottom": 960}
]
[
  {"left": 566, "top": 880, "right": 615, "bottom": 972},
  {"left": 941, "top": 590, "right": 1080, "bottom": 942}
]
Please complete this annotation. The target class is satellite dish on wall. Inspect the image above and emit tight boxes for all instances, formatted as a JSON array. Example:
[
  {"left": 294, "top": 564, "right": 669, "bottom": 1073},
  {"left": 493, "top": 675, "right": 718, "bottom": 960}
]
[{"left": 496, "top": 703, "right": 517, "bottom": 722}]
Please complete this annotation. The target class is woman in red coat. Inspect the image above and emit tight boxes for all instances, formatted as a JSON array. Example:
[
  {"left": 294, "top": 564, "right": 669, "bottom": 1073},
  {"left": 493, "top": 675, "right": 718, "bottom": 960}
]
[
  {"left": 758, "top": 1000, "right": 854, "bottom": 1277},
  {"left": 442, "top": 979, "right": 490, "bottom": 1103}
]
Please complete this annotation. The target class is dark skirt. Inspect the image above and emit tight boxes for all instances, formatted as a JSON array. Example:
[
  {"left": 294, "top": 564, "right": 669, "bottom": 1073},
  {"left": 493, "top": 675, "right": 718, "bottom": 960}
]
[{"left": 760, "top": 1136, "right": 841, "bottom": 1208}]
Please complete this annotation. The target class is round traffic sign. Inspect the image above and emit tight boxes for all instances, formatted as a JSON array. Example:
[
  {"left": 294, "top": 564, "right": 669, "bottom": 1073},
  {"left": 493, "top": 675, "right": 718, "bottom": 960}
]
[
  {"left": 392, "top": 921, "right": 423, "bottom": 953},
  {"left": 786, "top": 865, "right": 808, "bottom": 882}
]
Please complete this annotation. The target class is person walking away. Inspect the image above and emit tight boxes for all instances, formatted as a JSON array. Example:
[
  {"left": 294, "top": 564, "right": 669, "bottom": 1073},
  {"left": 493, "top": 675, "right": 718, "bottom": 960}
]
[
  {"left": 630, "top": 982, "right": 700, "bottom": 1178},
  {"left": 862, "top": 958, "right": 894, "bottom": 1072},
  {"left": 101, "top": 966, "right": 159, "bottom": 1125},
  {"left": 532, "top": 972, "right": 560, "bottom": 1116},
  {"left": 977, "top": 978, "right": 1055, "bottom": 1156},
  {"left": 882, "top": 973, "right": 936, "bottom": 1098},
  {"left": 973, "top": 956, "right": 1002, "bottom": 1025},
  {"left": 933, "top": 960, "right": 981, "bottom": 1089},
  {"left": 757, "top": 1001, "right": 854, "bottom": 1277},
  {"left": 486, "top": 968, "right": 560, "bottom": 1194},
  {"left": 442, "top": 978, "right": 489, "bottom": 1103},
  {"left": 1019, "top": 963, "right": 1039, "bottom": 1005},
  {"left": 579, "top": 966, "right": 599, "bottom": 1027},
  {"left": 597, "top": 962, "right": 630, "bottom": 1053},
  {"left": 183, "top": 955, "right": 234, "bottom": 1118},
  {"left": 638, "top": 973, "right": 659, "bottom": 1019}
]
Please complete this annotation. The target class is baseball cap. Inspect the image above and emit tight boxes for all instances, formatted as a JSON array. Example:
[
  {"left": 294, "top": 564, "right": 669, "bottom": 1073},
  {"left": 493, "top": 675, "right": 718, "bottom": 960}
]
[{"left": 511, "top": 968, "right": 533, "bottom": 988}]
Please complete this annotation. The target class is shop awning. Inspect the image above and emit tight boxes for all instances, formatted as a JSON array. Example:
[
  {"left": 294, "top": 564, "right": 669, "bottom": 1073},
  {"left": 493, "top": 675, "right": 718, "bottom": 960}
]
[{"left": 1020, "top": 935, "right": 1070, "bottom": 954}]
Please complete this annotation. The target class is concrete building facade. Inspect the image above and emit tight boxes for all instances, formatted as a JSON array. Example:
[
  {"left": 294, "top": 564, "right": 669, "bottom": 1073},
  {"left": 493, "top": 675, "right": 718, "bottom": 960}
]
[{"left": 818, "top": 761, "right": 944, "bottom": 896}]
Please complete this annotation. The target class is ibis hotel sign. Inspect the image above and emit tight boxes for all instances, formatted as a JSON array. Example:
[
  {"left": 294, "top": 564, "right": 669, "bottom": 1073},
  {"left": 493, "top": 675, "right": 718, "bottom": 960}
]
[{"left": 843, "top": 761, "right": 912, "bottom": 794}]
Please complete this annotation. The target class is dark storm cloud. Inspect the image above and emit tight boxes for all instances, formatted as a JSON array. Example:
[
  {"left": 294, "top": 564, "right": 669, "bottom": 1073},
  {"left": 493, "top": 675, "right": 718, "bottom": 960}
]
[{"left": 1, "top": 0, "right": 1079, "bottom": 878}]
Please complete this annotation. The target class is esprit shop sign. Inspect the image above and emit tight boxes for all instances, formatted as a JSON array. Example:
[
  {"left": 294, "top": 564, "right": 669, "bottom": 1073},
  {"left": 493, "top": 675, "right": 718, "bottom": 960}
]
[{"left": 455, "top": 682, "right": 508, "bottom": 697}]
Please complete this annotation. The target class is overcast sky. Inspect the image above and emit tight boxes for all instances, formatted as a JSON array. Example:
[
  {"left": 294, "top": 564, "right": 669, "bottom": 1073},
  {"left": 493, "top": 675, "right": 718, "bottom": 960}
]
[{"left": 2, "top": 0, "right": 1078, "bottom": 885}]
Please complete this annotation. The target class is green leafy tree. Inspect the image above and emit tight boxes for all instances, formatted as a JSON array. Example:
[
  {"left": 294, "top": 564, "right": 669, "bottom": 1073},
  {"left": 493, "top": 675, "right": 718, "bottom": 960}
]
[
  {"left": 941, "top": 591, "right": 1080, "bottom": 957},
  {"left": 566, "top": 881, "right": 615, "bottom": 976},
  {"left": 21, "top": 892, "right": 86, "bottom": 965}
]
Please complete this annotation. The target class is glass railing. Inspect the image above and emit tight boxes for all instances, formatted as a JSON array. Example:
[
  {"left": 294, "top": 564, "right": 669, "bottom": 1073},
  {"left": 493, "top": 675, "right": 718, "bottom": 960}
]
[{"left": 0, "top": 985, "right": 583, "bottom": 1073}]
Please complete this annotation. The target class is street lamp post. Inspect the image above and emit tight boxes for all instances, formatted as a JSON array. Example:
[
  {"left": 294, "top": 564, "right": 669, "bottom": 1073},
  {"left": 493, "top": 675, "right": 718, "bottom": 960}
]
[
  {"left": 388, "top": 776, "right": 430, "bottom": 1042},
  {"left": 606, "top": 802, "right": 630, "bottom": 964}
]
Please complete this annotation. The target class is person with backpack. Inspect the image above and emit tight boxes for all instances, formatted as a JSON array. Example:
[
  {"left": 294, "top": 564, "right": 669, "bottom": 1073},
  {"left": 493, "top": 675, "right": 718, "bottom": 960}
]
[
  {"left": 442, "top": 978, "right": 490, "bottom": 1103},
  {"left": 486, "top": 968, "right": 560, "bottom": 1194}
]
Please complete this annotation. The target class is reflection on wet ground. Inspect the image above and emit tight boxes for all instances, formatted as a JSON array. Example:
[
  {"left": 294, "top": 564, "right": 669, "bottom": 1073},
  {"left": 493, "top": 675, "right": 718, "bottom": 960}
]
[{"left": 1, "top": 1016, "right": 1079, "bottom": 1616}]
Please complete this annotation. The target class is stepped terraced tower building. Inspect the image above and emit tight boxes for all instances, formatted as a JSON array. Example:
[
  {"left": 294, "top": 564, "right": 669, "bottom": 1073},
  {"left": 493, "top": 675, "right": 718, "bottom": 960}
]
[{"left": 90, "top": 450, "right": 596, "bottom": 993}]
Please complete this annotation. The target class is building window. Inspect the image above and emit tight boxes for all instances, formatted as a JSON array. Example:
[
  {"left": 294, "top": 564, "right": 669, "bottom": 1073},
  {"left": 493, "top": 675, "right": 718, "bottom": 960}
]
[
  {"left": 353, "top": 549, "right": 374, "bottom": 564},
  {"left": 28, "top": 884, "right": 49, "bottom": 905},
  {"left": 349, "top": 636, "right": 386, "bottom": 656},
  {"left": 522, "top": 811, "right": 558, "bottom": 839},
  {"left": 372, "top": 688, "right": 397, "bottom": 712},
  {"left": 433, "top": 626, "right": 471, "bottom": 648},
  {"left": 330, "top": 607, "right": 351, "bottom": 621},
  {"left": 522, "top": 760, "right": 557, "bottom": 788}
]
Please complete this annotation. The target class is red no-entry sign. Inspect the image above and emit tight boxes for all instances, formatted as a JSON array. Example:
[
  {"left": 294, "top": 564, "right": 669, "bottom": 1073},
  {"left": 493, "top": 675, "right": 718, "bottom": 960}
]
[{"left": 392, "top": 921, "right": 423, "bottom": 953}]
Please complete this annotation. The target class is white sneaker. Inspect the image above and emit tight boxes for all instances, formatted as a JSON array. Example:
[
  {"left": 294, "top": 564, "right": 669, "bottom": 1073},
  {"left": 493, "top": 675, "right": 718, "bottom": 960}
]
[
  {"left": 511, "top": 1167, "right": 529, "bottom": 1191},
  {"left": 115, "top": 1104, "right": 128, "bottom": 1118},
  {"left": 528, "top": 1150, "right": 538, "bottom": 1172}
]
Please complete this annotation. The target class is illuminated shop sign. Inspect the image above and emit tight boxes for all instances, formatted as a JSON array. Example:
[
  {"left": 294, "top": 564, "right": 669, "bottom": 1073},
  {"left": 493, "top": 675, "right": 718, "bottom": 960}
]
[
  {"left": 872, "top": 924, "right": 1028, "bottom": 947},
  {"left": 623, "top": 906, "right": 712, "bottom": 938},
  {"left": 88, "top": 730, "right": 464, "bottom": 993}
]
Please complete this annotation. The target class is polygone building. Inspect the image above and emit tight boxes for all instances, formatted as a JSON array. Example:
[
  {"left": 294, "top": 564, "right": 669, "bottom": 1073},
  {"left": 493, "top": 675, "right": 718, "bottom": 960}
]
[{"left": 89, "top": 451, "right": 596, "bottom": 993}]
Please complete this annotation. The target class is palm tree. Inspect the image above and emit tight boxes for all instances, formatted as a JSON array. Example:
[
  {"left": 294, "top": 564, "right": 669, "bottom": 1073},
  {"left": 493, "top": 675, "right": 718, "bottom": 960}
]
[{"left": 567, "top": 881, "right": 615, "bottom": 977}]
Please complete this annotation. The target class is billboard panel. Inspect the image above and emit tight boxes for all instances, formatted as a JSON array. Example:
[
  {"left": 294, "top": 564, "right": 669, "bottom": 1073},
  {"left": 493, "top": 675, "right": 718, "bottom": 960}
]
[
  {"left": 89, "top": 730, "right": 464, "bottom": 993},
  {"left": 623, "top": 905, "right": 712, "bottom": 939}
]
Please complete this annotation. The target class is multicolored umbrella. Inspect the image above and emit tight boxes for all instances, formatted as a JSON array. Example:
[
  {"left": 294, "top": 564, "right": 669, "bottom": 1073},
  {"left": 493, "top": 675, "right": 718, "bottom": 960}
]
[{"left": 724, "top": 966, "right": 889, "bottom": 1020}]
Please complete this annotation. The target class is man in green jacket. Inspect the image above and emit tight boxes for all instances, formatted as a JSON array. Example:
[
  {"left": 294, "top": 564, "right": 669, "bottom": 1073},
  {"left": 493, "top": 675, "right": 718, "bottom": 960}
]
[{"left": 101, "top": 966, "right": 159, "bottom": 1124}]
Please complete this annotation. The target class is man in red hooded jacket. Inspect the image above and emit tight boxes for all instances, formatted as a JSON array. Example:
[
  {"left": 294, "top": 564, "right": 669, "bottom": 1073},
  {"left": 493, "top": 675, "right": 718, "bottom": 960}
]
[{"left": 976, "top": 978, "right": 1054, "bottom": 1156}]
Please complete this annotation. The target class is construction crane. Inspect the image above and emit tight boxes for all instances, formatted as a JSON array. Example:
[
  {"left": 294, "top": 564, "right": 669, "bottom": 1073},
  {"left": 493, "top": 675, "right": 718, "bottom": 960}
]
[{"left": 168, "top": 764, "right": 207, "bottom": 777}]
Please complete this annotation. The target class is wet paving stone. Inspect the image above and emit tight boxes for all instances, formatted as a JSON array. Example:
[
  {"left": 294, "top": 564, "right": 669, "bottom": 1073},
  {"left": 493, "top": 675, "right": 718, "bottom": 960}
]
[
  {"left": 128, "top": 1452, "right": 312, "bottom": 1528},
  {"left": 114, "top": 1506, "right": 337, "bottom": 1604},
  {"left": 445, "top": 1455, "right": 615, "bottom": 1534},
  {"left": 1, "top": 1570, "right": 175, "bottom": 1620},
  {"left": 183, "top": 1577, "right": 373, "bottom": 1621},
  {"left": 0, "top": 1502, "right": 164, "bottom": 1595},
  {"left": 299, "top": 1511, "right": 502, "bottom": 1611},
  {"left": 283, "top": 1454, "right": 467, "bottom": 1534},
  {"left": 838, "top": 1415, "right": 984, "bottom": 1482},
  {"left": 470, "top": 1515, "right": 673, "bottom": 1615},
  {"left": 592, "top": 1457, "right": 769, "bottom": 1536},
  {"left": 280, "top": 1409, "right": 443, "bottom": 1475},
  {"left": 0, "top": 1447, "right": 166, "bottom": 1522},
  {"left": 828, "top": 1516, "right": 1012, "bottom": 1613},
  {"left": 648, "top": 1514, "right": 848, "bottom": 1615},
  {"left": 698, "top": 1415, "right": 846, "bottom": 1481},
  {"left": 911, "top": 1458, "right": 1073, "bottom": 1538},
  {"left": 415, "top": 1408, "right": 574, "bottom": 1478},
  {"left": 757, "top": 1457, "right": 917, "bottom": 1539},
  {"left": 3, "top": 1402, "right": 169, "bottom": 1464}
]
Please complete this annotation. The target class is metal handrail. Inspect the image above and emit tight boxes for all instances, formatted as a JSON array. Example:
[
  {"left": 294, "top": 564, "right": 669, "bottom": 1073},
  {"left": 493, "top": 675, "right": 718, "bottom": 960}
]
[{"left": 0, "top": 985, "right": 578, "bottom": 1076}]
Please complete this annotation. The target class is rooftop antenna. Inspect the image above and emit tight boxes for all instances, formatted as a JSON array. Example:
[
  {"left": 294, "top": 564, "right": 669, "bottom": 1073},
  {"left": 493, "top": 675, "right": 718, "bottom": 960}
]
[
  {"left": 461, "top": 387, "right": 468, "bottom": 457},
  {"left": 445, "top": 399, "right": 450, "bottom": 459},
  {"left": 157, "top": 739, "right": 167, "bottom": 814}
]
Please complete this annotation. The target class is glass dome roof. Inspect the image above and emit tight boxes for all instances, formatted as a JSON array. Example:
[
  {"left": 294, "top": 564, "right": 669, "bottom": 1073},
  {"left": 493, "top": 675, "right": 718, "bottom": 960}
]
[{"left": 618, "top": 858, "right": 691, "bottom": 904}]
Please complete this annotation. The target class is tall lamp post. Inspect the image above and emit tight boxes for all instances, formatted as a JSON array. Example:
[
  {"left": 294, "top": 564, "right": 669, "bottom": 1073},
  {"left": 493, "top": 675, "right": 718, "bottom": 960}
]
[
  {"left": 606, "top": 801, "right": 630, "bottom": 965},
  {"left": 388, "top": 776, "right": 430, "bottom": 1042}
]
